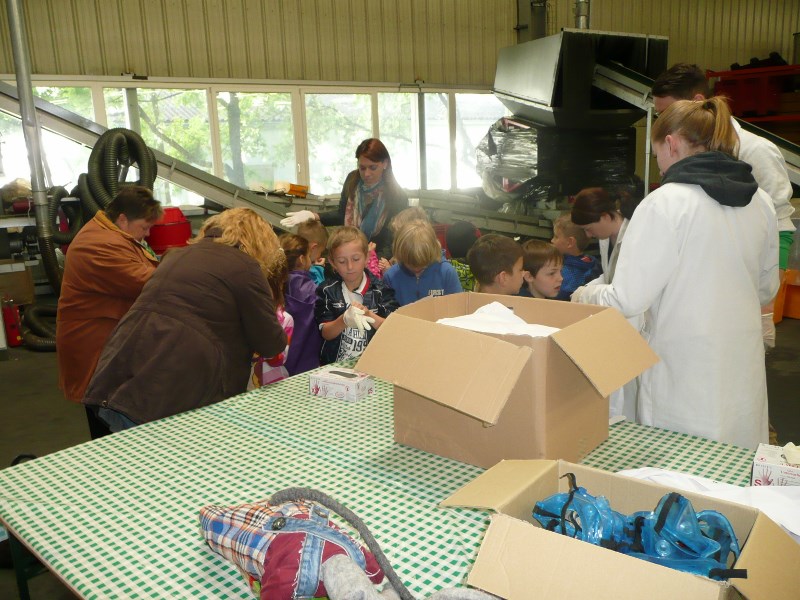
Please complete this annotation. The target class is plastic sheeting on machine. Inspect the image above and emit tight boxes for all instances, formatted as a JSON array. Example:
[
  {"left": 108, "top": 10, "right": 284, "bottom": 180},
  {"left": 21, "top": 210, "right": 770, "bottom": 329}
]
[{"left": 476, "top": 117, "right": 642, "bottom": 216}]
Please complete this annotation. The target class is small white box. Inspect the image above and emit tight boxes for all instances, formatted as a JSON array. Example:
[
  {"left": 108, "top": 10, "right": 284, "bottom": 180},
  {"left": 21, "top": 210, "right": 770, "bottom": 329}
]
[
  {"left": 751, "top": 443, "right": 800, "bottom": 486},
  {"left": 309, "top": 367, "right": 374, "bottom": 402}
]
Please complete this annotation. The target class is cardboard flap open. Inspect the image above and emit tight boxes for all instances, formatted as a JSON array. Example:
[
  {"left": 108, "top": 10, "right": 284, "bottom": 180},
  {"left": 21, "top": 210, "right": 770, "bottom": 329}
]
[
  {"left": 551, "top": 308, "right": 659, "bottom": 397},
  {"left": 357, "top": 313, "right": 532, "bottom": 424},
  {"left": 440, "top": 460, "right": 557, "bottom": 522},
  {"left": 734, "top": 512, "right": 800, "bottom": 599}
]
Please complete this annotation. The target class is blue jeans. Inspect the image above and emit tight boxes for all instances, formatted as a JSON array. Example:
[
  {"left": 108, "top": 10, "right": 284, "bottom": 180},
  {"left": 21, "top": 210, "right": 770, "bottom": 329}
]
[{"left": 98, "top": 408, "right": 138, "bottom": 433}]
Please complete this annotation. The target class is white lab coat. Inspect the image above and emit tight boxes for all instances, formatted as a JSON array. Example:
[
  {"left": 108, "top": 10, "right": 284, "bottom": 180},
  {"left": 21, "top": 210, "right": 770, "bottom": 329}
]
[
  {"left": 575, "top": 219, "right": 642, "bottom": 421},
  {"left": 576, "top": 183, "right": 779, "bottom": 449},
  {"left": 733, "top": 118, "right": 795, "bottom": 232}
]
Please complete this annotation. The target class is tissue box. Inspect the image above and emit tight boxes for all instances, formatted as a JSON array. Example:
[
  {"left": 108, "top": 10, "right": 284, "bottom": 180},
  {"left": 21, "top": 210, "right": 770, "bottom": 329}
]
[
  {"left": 309, "top": 367, "right": 374, "bottom": 402},
  {"left": 751, "top": 443, "right": 800, "bottom": 486}
]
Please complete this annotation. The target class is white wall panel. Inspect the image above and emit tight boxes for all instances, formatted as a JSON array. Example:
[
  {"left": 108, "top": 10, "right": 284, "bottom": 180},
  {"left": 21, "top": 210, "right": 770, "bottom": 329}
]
[{"left": 0, "top": 0, "right": 517, "bottom": 85}]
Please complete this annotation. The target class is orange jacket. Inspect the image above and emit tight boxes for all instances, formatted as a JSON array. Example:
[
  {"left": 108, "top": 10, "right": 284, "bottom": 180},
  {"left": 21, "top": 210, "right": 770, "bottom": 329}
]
[{"left": 56, "top": 212, "right": 158, "bottom": 402}]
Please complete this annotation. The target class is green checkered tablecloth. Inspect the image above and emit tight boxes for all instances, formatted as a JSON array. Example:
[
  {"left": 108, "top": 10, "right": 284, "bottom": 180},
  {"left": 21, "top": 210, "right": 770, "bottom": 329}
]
[{"left": 0, "top": 371, "right": 754, "bottom": 599}]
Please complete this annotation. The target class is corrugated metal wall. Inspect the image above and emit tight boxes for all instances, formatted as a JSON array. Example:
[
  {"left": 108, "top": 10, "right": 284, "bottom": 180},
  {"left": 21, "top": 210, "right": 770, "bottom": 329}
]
[
  {"left": 2, "top": 1, "right": 798, "bottom": 84},
  {"left": 548, "top": 0, "right": 800, "bottom": 71},
  {"left": 0, "top": 0, "right": 516, "bottom": 86}
]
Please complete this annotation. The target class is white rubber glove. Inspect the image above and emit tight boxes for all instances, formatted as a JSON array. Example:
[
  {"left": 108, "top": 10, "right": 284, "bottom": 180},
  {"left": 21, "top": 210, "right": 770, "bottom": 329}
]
[
  {"left": 762, "top": 312, "right": 776, "bottom": 350},
  {"left": 570, "top": 286, "right": 586, "bottom": 303},
  {"left": 280, "top": 210, "right": 316, "bottom": 229},
  {"left": 343, "top": 305, "right": 375, "bottom": 332}
]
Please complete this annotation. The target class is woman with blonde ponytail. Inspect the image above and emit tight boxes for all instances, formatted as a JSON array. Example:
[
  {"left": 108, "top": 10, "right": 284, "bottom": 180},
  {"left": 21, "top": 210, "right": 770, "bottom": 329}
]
[
  {"left": 575, "top": 96, "right": 779, "bottom": 449},
  {"left": 84, "top": 207, "right": 288, "bottom": 431}
]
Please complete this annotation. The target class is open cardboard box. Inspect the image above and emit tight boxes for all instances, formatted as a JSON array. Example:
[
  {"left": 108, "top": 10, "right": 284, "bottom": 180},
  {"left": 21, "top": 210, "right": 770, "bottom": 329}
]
[
  {"left": 356, "top": 293, "right": 658, "bottom": 468},
  {"left": 442, "top": 460, "right": 800, "bottom": 600}
]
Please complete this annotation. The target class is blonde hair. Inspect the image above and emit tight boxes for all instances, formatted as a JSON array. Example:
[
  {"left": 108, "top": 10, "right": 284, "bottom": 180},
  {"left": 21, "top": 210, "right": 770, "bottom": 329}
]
[
  {"left": 393, "top": 220, "right": 441, "bottom": 270},
  {"left": 522, "top": 239, "right": 563, "bottom": 276},
  {"left": 389, "top": 206, "right": 429, "bottom": 233},
  {"left": 296, "top": 218, "right": 329, "bottom": 247},
  {"left": 652, "top": 96, "right": 738, "bottom": 157},
  {"left": 328, "top": 225, "right": 368, "bottom": 257},
  {"left": 193, "top": 207, "right": 285, "bottom": 280},
  {"left": 553, "top": 213, "right": 589, "bottom": 252}
]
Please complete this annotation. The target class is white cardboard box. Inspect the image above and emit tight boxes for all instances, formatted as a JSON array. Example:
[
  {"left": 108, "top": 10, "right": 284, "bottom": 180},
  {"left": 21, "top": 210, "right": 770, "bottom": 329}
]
[
  {"left": 751, "top": 443, "right": 800, "bottom": 486},
  {"left": 309, "top": 367, "right": 374, "bottom": 402},
  {"left": 442, "top": 460, "right": 800, "bottom": 600},
  {"left": 357, "top": 292, "right": 658, "bottom": 468}
]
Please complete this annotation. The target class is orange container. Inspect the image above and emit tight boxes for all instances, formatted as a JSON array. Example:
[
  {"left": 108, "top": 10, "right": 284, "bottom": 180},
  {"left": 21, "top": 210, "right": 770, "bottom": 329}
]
[{"left": 781, "top": 269, "right": 800, "bottom": 320}]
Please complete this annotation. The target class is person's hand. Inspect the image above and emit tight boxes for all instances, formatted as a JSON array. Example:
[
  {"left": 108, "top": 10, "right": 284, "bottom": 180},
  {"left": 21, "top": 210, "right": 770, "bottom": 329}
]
[
  {"left": 343, "top": 305, "right": 375, "bottom": 332},
  {"left": 314, "top": 257, "right": 326, "bottom": 267},
  {"left": 762, "top": 313, "right": 776, "bottom": 350},
  {"left": 280, "top": 210, "right": 317, "bottom": 229},
  {"left": 378, "top": 257, "right": 392, "bottom": 274},
  {"left": 368, "top": 242, "right": 376, "bottom": 252},
  {"left": 570, "top": 286, "right": 586, "bottom": 303}
]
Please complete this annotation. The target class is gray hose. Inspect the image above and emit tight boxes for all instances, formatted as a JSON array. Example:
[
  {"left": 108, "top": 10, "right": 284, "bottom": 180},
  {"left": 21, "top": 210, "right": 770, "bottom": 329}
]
[
  {"left": 269, "top": 487, "right": 416, "bottom": 600},
  {"left": 21, "top": 326, "right": 55, "bottom": 351}
]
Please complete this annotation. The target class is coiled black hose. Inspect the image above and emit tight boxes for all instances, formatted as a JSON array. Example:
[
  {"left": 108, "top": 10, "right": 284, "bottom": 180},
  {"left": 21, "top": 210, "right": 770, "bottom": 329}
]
[
  {"left": 47, "top": 186, "right": 83, "bottom": 245},
  {"left": 21, "top": 304, "right": 57, "bottom": 351}
]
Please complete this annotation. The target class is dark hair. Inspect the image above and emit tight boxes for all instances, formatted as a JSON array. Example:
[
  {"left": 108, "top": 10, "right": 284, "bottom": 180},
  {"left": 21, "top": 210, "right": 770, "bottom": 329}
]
[
  {"left": 446, "top": 221, "right": 480, "bottom": 259},
  {"left": 296, "top": 218, "right": 329, "bottom": 247},
  {"left": 104, "top": 186, "right": 162, "bottom": 223},
  {"left": 652, "top": 63, "right": 709, "bottom": 100},
  {"left": 279, "top": 233, "right": 310, "bottom": 271},
  {"left": 467, "top": 234, "right": 523, "bottom": 285},
  {"left": 345, "top": 138, "right": 402, "bottom": 198},
  {"left": 572, "top": 187, "right": 641, "bottom": 223}
]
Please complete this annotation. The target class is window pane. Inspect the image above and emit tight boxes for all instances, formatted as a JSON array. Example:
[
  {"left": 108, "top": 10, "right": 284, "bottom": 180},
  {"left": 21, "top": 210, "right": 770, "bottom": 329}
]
[
  {"left": 153, "top": 178, "right": 204, "bottom": 207},
  {"left": 455, "top": 93, "right": 507, "bottom": 189},
  {"left": 34, "top": 86, "right": 94, "bottom": 121},
  {"left": 305, "top": 93, "right": 371, "bottom": 195},
  {"left": 0, "top": 110, "right": 89, "bottom": 190},
  {"left": 424, "top": 93, "right": 450, "bottom": 190},
  {"left": 104, "top": 88, "right": 212, "bottom": 174},
  {"left": 217, "top": 92, "right": 295, "bottom": 189},
  {"left": 378, "top": 93, "right": 420, "bottom": 190}
]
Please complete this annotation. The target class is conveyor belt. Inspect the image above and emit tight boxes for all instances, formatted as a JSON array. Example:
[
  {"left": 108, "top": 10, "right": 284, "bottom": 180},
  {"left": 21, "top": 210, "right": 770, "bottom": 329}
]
[{"left": 593, "top": 61, "right": 800, "bottom": 188}]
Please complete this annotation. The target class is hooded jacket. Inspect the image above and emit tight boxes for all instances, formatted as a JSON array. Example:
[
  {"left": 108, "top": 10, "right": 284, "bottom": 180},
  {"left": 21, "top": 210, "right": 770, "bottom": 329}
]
[
  {"left": 660, "top": 151, "right": 757, "bottom": 207},
  {"left": 571, "top": 150, "right": 779, "bottom": 449}
]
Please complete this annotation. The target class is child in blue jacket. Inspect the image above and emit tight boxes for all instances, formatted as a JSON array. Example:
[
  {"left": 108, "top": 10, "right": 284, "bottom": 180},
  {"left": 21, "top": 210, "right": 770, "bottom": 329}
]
[
  {"left": 551, "top": 212, "right": 601, "bottom": 300},
  {"left": 383, "top": 220, "right": 462, "bottom": 306}
]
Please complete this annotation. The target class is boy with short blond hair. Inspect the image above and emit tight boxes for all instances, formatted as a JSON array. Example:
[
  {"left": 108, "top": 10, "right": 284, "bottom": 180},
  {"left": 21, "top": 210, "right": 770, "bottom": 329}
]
[
  {"left": 466, "top": 233, "right": 524, "bottom": 295},
  {"left": 315, "top": 226, "right": 398, "bottom": 364},
  {"left": 551, "top": 212, "right": 601, "bottom": 300},
  {"left": 297, "top": 218, "right": 329, "bottom": 284}
]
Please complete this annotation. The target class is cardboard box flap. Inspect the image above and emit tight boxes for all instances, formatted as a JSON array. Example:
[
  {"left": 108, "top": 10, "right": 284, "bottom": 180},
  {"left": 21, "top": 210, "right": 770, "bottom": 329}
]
[
  {"left": 469, "top": 514, "right": 727, "bottom": 600},
  {"left": 357, "top": 313, "right": 532, "bottom": 424},
  {"left": 440, "top": 460, "right": 557, "bottom": 522},
  {"left": 551, "top": 308, "right": 659, "bottom": 397},
  {"left": 734, "top": 512, "right": 800, "bottom": 600}
]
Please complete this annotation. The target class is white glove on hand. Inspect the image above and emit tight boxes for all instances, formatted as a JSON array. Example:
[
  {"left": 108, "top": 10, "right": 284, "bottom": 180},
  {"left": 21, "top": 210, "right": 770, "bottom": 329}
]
[
  {"left": 570, "top": 286, "right": 586, "bottom": 303},
  {"left": 280, "top": 210, "right": 316, "bottom": 229},
  {"left": 762, "top": 312, "right": 776, "bottom": 350},
  {"left": 343, "top": 305, "right": 375, "bottom": 332}
]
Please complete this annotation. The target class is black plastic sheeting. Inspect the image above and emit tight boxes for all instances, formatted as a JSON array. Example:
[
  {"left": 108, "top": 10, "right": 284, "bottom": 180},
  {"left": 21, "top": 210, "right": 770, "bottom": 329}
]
[{"left": 477, "top": 117, "right": 643, "bottom": 216}]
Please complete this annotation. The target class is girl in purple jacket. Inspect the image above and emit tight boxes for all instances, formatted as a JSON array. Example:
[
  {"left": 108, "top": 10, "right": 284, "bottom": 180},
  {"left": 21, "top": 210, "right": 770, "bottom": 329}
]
[{"left": 280, "top": 234, "right": 324, "bottom": 375}]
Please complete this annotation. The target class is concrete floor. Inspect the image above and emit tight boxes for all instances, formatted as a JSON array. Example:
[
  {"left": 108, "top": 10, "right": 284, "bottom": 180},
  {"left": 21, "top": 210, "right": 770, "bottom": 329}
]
[{"left": 0, "top": 318, "right": 799, "bottom": 599}]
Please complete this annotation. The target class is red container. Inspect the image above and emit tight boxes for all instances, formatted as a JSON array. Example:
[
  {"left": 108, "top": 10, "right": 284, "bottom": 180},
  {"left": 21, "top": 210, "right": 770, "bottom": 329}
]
[
  {"left": 146, "top": 207, "right": 192, "bottom": 256},
  {"left": 2, "top": 298, "right": 23, "bottom": 347}
]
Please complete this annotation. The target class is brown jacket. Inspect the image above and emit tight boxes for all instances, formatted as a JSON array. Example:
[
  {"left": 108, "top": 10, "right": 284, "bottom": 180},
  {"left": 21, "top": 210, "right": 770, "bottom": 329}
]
[
  {"left": 56, "top": 212, "right": 159, "bottom": 402},
  {"left": 83, "top": 235, "right": 287, "bottom": 424}
]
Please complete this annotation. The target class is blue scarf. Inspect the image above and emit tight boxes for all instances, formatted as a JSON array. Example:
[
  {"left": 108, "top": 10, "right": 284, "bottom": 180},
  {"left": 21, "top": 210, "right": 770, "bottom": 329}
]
[{"left": 353, "top": 179, "right": 387, "bottom": 241}]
